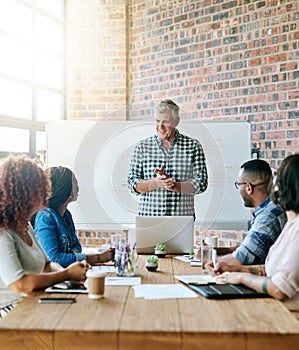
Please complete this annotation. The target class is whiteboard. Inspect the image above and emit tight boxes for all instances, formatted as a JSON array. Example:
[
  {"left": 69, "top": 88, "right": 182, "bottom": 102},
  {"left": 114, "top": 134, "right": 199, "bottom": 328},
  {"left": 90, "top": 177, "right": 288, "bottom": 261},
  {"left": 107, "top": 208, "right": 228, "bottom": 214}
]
[{"left": 46, "top": 120, "right": 251, "bottom": 230}]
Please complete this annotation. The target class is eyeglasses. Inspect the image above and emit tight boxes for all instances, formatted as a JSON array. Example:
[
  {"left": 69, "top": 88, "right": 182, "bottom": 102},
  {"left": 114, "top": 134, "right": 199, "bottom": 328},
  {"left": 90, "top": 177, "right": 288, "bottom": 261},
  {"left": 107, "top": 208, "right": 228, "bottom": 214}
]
[{"left": 234, "top": 181, "right": 266, "bottom": 189}]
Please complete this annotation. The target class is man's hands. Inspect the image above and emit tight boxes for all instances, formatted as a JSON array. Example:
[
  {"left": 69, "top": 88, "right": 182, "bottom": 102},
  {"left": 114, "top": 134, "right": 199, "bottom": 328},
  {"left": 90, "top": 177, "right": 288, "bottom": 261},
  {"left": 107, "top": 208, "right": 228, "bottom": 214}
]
[{"left": 154, "top": 165, "right": 180, "bottom": 192}]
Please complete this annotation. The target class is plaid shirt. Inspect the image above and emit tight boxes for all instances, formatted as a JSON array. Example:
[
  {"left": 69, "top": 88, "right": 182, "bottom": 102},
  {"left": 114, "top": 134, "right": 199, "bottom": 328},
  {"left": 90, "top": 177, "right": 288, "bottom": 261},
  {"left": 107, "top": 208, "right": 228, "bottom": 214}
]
[
  {"left": 128, "top": 129, "right": 208, "bottom": 216},
  {"left": 233, "top": 196, "right": 287, "bottom": 265}
]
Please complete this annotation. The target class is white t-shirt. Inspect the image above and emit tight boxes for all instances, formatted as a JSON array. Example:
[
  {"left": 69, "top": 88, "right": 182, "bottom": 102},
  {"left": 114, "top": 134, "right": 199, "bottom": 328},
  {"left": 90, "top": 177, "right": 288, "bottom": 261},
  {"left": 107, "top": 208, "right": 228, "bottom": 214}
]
[
  {"left": 266, "top": 216, "right": 299, "bottom": 310},
  {"left": 0, "top": 224, "right": 50, "bottom": 287}
]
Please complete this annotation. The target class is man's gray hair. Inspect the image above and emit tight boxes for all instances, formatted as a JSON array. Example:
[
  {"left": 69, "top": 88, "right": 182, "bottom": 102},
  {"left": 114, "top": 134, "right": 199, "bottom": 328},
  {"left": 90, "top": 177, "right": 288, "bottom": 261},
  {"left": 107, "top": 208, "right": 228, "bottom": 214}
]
[{"left": 156, "top": 99, "right": 179, "bottom": 119}]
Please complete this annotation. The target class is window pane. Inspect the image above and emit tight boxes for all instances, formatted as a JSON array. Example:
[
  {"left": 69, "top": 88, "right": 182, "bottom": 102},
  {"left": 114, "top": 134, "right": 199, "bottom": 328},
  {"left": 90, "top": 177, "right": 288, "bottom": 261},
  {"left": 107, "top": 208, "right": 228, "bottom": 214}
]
[
  {"left": 0, "top": 79, "right": 32, "bottom": 119},
  {"left": 0, "top": 1, "right": 33, "bottom": 41},
  {"left": 0, "top": 37, "right": 32, "bottom": 81},
  {"left": 37, "top": 50, "right": 64, "bottom": 89},
  {"left": 37, "top": 14, "right": 64, "bottom": 54},
  {"left": 0, "top": 126, "right": 29, "bottom": 152},
  {"left": 36, "top": 130, "right": 46, "bottom": 164},
  {"left": 37, "top": 0, "right": 64, "bottom": 20},
  {"left": 36, "top": 89, "right": 64, "bottom": 121}
]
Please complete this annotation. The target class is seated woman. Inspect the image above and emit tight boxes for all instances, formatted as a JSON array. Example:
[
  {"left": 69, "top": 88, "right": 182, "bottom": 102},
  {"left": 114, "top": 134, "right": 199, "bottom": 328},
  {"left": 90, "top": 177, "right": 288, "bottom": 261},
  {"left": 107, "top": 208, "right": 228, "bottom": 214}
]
[
  {"left": 0, "top": 156, "right": 90, "bottom": 294},
  {"left": 33, "top": 166, "right": 114, "bottom": 267},
  {"left": 207, "top": 154, "right": 299, "bottom": 316}
]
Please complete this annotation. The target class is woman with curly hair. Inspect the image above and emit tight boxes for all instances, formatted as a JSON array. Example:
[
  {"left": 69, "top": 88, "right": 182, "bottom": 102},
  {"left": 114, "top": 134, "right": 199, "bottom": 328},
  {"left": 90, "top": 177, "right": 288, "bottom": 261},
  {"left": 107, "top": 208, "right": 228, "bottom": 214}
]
[
  {"left": 208, "top": 154, "right": 299, "bottom": 316},
  {"left": 33, "top": 166, "right": 114, "bottom": 267},
  {"left": 0, "top": 155, "right": 90, "bottom": 294}
]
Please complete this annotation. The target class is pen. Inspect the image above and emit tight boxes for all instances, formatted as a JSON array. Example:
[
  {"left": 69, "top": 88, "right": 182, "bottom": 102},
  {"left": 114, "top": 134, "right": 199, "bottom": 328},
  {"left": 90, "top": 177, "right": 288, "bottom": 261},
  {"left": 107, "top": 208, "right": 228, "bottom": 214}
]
[{"left": 212, "top": 248, "right": 217, "bottom": 267}]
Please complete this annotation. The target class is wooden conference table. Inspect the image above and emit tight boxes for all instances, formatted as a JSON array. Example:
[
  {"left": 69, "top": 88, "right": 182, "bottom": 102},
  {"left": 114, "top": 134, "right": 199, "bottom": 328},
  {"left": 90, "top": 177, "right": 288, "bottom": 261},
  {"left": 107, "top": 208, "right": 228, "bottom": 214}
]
[{"left": 0, "top": 255, "right": 298, "bottom": 350}]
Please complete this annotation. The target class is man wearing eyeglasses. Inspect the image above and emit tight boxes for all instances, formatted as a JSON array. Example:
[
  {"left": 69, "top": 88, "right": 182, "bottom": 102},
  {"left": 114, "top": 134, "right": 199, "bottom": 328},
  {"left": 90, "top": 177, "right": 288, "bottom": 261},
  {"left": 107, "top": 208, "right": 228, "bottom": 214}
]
[
  {"left": 206, "top": 159, "right": 286, "bottom": 273},
  {"left": 127, "top": 99, "right": 208, "bottom": 217}
]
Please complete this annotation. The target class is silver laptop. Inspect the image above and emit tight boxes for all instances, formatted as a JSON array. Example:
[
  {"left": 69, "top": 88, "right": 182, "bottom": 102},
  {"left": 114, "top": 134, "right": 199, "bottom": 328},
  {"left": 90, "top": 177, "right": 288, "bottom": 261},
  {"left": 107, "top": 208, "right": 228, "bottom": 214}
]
[{"left": 132, "top": 216, "right": 194, "bottom": 254}]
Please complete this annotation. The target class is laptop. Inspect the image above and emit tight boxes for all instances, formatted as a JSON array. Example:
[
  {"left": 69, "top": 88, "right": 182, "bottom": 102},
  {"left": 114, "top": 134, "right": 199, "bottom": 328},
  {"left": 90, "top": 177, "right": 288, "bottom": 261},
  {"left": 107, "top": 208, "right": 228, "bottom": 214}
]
[{"left": 132, "top": 216, "right": 194, "bottom": 254}]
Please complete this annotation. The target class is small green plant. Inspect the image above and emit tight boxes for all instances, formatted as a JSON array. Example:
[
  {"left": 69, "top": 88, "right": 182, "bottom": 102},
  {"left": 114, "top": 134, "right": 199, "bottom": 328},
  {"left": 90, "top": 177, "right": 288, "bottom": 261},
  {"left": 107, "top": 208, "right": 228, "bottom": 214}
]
[
  {"left": 190, "top": 248, "right": 195, "bottom": 258},
  {"left": 155, "top": 243, "right": 166, "bottom": 251},
  {"left": 147, "top": 255, "right": 158, "bottom": 264}
]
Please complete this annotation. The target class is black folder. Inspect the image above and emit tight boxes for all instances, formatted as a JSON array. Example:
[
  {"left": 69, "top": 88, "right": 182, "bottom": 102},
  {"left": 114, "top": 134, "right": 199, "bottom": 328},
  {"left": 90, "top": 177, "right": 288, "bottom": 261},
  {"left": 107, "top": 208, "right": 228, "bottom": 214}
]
[{"left": 187, "top": 283, "right": 269, "bottom": 299}]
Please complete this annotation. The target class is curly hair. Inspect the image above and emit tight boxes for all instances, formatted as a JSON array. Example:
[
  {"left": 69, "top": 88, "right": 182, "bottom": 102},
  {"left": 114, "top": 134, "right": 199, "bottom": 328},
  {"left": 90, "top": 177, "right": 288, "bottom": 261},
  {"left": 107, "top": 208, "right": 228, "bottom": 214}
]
[
  {"left": 0, "top": 155, "right": 51, "bottom": 233},
  {"left": 272, "top": 154, "right": 299, "bottom": 213}
]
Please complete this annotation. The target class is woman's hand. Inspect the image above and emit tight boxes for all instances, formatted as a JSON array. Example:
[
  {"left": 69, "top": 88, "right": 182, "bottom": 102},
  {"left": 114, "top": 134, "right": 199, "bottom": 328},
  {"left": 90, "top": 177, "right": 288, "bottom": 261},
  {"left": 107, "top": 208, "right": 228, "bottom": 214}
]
[
  {"left": 216, "top": 271, "right": 243, "bottom": 284},
  {"left": 205, "top": 260, "right": 243, "bottom": 276},
  {"left": 86, "top": 248, "right": 115, "bottom": 265},
  {"left": 66, "top": 260, "right": 91, "bottom": 282},
  {"left": 98, "top": 248, "right": 115, "bottom": 263}
]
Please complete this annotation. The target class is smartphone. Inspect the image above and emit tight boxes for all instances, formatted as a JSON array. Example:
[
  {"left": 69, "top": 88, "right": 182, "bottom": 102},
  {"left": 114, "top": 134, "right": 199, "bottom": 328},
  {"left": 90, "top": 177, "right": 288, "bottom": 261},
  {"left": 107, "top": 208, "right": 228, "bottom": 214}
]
[{"left": 38, "top": 297, "right": 76, "bottom": 304}]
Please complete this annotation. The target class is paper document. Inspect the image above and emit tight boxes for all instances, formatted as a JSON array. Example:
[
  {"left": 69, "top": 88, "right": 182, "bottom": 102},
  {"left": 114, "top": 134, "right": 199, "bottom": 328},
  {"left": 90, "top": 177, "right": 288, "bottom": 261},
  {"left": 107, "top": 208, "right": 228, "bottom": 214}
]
[
  {"left": 105, "top": 277, "right": 141, "bottom": 286},
  {"left": 174, "top": 255, "right": 193, "bottom": 262},
  {"left": 174, "top": 255, "right": 202, "bottom": 266},
  {"left": 93, "top": 265, "right": 115, "bottom": 272},
  {"left": 133, "top": 284, "right": 198, "bottom": 300},
  {"left": 175, "top": 275, "right": 217, "bottom": 285}
]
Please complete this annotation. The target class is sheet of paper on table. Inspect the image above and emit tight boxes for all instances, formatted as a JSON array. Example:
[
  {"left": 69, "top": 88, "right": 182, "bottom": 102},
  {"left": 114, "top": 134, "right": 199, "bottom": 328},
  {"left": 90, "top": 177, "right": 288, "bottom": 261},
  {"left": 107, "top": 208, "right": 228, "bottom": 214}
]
[
  {"left": 174, "top": 255, "right": 202, "bottom": 266},
  {"left": 105, "top": 277, "right": 141, "bottom": 286},
  {"left": 93, "top": 265, "right": 115, "bottom": 272},
  {"left": 133, "top": 284, "right": 198, "bottom": 300},
  {"left": 175, "top": 275, "right": 217, "bottom": 285}
]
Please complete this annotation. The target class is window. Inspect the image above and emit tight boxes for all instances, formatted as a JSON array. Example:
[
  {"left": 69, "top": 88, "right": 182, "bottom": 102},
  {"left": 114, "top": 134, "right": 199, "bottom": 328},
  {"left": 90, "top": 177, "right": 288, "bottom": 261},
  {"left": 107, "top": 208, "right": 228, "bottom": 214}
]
[{"left": 0, "top": 0, "right": 65, "bottom": 159}]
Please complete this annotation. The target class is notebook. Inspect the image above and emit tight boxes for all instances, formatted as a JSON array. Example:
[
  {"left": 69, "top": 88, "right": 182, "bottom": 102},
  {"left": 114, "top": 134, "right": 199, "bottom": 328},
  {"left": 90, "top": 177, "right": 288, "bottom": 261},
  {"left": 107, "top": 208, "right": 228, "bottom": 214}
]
[
  {"left": 132, "top": 215, "right": 194, "bottom": 254},
  {"left": 186, "top": 283, "right": 269, "bottom": 299}
]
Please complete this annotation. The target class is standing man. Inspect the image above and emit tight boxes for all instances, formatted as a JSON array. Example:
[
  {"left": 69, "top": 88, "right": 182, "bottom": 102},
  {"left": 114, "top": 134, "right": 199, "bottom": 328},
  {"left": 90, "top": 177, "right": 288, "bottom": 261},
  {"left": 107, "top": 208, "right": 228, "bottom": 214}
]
[
  {"left": 206, "top": 159, "right": 286, "bottom": 273},
  {"left": 128, "top": 99, "right": 208, "bottom": 217}
]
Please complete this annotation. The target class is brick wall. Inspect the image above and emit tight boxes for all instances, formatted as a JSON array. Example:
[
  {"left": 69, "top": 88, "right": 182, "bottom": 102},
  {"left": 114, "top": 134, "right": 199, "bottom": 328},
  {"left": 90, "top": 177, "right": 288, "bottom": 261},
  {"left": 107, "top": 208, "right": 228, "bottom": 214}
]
[
  {"left": 67, "top": 0, "right": 298, "bottom": 247},
  {"left": 128, "top": 0, "right": 298, "bottom": 168}
]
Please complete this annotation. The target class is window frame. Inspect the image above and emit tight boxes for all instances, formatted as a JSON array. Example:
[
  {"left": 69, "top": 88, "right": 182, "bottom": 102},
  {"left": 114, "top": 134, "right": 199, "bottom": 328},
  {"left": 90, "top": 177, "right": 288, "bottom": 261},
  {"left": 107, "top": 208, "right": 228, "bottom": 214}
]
[{"left": 0, "top": 0, "right": 66, "bottom": 158}]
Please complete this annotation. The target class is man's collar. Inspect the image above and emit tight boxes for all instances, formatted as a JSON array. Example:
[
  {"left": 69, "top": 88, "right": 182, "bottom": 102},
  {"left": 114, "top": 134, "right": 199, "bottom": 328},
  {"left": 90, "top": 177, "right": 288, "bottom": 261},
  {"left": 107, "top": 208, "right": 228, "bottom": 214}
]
[{"left": 252, "top": 196, "right": 271, "bottom": 217}]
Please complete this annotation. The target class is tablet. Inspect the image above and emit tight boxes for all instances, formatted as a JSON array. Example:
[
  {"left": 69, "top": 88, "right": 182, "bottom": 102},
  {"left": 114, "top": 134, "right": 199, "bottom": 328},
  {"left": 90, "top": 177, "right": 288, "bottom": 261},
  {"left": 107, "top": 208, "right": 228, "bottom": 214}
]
[
  {"left": 45, "top": 281, "right": 87, "bottom": 294},
  {"left": 187, "top": 283, "right": 269, "bottom": 299}
]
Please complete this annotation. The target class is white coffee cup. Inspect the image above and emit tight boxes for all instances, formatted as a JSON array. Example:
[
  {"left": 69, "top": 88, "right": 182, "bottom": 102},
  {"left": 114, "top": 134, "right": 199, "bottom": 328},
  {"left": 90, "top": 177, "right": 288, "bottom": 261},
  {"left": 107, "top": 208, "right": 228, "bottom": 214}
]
[
  {"left": 86, "top": 270, "right": 106, "bottom": 299},
  {"left": 204, "top": 236, "right": 218, "bottom": 248}
]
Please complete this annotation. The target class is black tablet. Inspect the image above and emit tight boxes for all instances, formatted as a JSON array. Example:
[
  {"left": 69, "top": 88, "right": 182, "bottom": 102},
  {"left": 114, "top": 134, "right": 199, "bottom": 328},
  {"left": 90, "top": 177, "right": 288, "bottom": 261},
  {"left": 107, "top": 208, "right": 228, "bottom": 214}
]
[{"left": 187, "top": 283, "right": 269, "bottom": 299}]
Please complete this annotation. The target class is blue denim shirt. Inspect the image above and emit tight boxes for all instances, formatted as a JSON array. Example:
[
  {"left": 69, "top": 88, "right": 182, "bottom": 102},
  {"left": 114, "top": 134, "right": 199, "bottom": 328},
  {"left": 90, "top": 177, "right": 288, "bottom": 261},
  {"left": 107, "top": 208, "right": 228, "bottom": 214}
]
[
  {"left": 232, "top": 196, "right": 287, "bottom": 265},
  {"left": 34, "top": 208, "right": 86, "bottom": 267}
]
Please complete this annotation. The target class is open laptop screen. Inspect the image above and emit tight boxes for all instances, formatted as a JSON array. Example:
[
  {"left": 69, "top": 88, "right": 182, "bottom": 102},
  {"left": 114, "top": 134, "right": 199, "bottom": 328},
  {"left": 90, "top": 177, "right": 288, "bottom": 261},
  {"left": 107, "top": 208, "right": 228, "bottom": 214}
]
[{"left": 132, "top": 216, "right": 194, "bottom": 254}]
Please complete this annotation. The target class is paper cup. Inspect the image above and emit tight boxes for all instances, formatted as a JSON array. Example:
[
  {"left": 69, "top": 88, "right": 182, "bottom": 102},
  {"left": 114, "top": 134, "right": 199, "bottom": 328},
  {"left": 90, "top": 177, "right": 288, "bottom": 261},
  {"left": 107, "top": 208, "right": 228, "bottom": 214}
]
[{"left": 86, "top": 270, "right": 106, "bottom": 299}]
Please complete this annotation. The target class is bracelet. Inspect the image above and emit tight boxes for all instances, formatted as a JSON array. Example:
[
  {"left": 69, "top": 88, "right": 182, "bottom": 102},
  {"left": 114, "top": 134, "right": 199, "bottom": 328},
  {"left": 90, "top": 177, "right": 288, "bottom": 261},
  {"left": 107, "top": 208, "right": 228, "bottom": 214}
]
[{"left": 262, "top": 278, "right": 268, "bottom": 294}]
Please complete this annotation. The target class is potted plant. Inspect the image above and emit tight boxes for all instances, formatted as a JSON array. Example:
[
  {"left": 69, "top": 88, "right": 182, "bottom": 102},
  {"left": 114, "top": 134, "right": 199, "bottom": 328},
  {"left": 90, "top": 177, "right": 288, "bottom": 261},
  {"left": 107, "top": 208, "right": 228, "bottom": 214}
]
[
  {"left": 154, "top": 243, "right": 166, "bottom": 257},
  {"left": 146, "top": 255, "right": 158, "bottom": 271}
]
